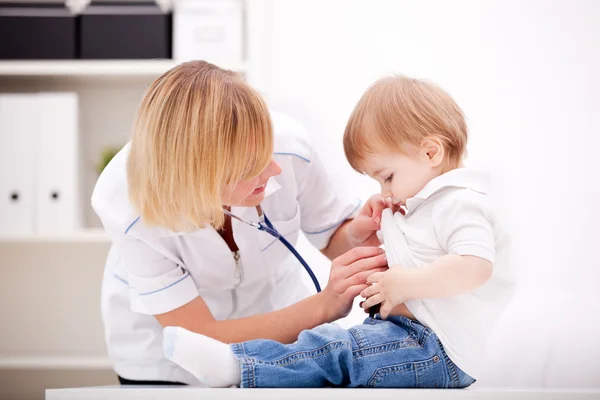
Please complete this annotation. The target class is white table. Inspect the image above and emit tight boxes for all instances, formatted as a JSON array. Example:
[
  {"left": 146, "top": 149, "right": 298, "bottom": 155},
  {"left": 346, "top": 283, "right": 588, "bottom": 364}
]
[{"left": 46, "top": 386, "right": 600, "bottom": 400}]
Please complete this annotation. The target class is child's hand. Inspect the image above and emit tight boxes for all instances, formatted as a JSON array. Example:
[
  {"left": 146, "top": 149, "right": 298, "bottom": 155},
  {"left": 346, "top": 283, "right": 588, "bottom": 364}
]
[
  {"left": 360, "top": 268, "right": 408, "bottom": 319},
  {"left": 347, "top": 195, "right": 403, "bottom": 248}
]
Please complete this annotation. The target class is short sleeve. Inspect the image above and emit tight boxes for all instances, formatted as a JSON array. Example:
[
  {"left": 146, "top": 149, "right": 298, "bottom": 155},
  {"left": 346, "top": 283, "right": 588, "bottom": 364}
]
[
  {"left": 111, "top": 232, "right": 199, "bottom": 316},
  {"left": 432, "top": 191, "right": 496, "bottom": 263},
  {"left": 297, "top": 152, "right": 361, "bottom": 249}
]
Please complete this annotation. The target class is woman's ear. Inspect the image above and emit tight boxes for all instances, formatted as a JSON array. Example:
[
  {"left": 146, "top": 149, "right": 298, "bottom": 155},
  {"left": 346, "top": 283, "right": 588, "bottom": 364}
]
[{"left": 421, "top": 137, "right": 445, "bottom": 167}]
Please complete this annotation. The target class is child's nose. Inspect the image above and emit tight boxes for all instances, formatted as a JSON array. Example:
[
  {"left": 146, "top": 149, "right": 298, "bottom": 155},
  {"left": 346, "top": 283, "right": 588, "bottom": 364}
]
[{"left": 380, "top": 187, "right": 392, "bottom": 198}]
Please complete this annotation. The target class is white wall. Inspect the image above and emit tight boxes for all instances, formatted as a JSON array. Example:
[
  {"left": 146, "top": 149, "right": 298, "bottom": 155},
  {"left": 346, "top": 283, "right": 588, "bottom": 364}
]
[{"left": 258, "top": 0, "right": 600, "bottom": 388}]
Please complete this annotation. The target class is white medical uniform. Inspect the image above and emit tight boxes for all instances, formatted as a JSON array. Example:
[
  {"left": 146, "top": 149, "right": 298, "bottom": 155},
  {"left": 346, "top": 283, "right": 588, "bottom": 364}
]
[{"left": 92, "top": 112, "right": 360, "bottom": 384}]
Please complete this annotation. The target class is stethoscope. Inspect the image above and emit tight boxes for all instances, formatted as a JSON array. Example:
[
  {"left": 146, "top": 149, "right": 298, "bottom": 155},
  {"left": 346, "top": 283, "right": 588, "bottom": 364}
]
[{"left": 223, "top": 209, "right": 322, "bottom": 293}]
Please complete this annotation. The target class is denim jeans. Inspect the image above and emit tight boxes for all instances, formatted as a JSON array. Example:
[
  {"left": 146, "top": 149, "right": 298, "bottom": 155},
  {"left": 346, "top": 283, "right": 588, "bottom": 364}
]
[{"left": 230, "top": 315, "right": 476, "bottom": 388}]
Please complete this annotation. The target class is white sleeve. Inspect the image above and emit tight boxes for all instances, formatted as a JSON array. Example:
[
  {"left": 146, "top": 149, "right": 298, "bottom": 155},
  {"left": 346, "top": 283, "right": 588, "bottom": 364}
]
[
  {"left": 297, "top": 152, "right": 361, "bottom": 250},
  {"left": 432, "top": 192, "right": 496, "bottom": 263},
  {"left": 103, "top": 219, "right": 199, "bottom": 315}
]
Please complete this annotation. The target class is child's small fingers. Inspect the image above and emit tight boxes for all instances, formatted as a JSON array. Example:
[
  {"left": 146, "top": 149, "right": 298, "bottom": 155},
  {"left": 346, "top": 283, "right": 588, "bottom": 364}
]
[
  {"left": 362, "top": 294, "right": 383, "bottom": 310},
  {"left": 360, "top": 283, "right": 379, "bottom": 298},
  {"left": 366, "top": 272, "right": 384, "bottom": 284},
  {"left": 380, "top": 302, "right": 394, "bottom": 319}
]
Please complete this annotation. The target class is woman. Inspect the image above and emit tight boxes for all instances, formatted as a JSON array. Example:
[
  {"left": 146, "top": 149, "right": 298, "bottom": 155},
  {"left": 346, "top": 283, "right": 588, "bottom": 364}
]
[{"left": 92, "top": 60, "right": 390, "bottom": 385}]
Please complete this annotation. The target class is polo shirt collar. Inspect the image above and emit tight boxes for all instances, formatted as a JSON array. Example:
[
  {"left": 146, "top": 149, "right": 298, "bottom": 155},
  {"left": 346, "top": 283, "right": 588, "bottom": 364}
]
[{"left": 405, "top": 168, "right": 490, "bottom": 212}]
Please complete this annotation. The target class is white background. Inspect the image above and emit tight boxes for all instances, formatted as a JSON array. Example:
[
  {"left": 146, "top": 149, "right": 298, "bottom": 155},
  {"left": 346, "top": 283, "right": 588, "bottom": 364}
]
[
  {"left": 2, "top": 0, "right": 599, "bottom": 394},
  {"left": 257, "top": 0, "right": 600, "bottom": 388}
]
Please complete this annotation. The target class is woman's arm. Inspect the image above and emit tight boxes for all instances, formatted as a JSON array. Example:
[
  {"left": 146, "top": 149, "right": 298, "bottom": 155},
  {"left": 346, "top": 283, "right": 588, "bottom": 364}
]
[
  {"left": 157, "top": 246, "right": 388, "bottom": 343},
  {"left": 157, "top": 292, "right": 329, "bottom": 344}
]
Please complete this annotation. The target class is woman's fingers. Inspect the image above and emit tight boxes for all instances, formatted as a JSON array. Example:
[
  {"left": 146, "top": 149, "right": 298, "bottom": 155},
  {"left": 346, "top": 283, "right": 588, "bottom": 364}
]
[
  {"left": 340, "top": 251, "right": 387, "bottom": 280},
  {"left": 361, "top": 293, "right": 384, "bottom": 311},
  {"left": 345, "top": 283, "right": 369, "bottom": 300},
  {"left": 343, "top": 267, "right": 387, "bottom": 289},
  {"left": 334, "top": 246, "right": 385, "bottom": 268}
]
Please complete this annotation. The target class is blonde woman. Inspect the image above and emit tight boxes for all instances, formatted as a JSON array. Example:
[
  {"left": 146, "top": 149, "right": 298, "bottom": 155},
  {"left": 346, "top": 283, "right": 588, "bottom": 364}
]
[
  {"left": 158, "top": 75, "right": 514, "bottom": 389},
  {"left": 92, "top": 61, "right": 391, "bottom": 385}
]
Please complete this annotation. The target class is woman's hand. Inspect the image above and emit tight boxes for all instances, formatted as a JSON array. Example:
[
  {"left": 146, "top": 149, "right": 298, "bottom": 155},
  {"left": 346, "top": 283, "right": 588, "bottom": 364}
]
[
  {"left": 346, "top": 194, "right": 402, "bottom": 248},
  {"left": 319, "top": 246, "right": 388, "bottom": 321},
  {"left": 360, "top": 267, "right": 409, "bottom": 319}
]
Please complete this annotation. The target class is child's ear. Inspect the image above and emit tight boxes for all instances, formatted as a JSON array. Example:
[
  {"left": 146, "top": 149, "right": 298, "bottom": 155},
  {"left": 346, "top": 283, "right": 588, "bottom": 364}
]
[{"left": 421, "top": 137, "right": 445, "bottom": 167}]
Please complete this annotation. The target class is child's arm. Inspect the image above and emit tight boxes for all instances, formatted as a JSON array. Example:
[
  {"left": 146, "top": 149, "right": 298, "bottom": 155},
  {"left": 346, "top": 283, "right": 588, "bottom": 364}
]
[
  {"left": 361, "top": 255, "right": 492, "bottom": 318},
  {"left": 395, "top": 254, "right": 492, "bottom": 299},
  {"left": 362, "top": 191, "right": 497, "bottom": 319}
]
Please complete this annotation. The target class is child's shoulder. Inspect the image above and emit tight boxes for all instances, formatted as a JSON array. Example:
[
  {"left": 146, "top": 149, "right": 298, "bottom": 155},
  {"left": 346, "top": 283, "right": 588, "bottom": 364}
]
[{"left": 430, "top": 185, "right": 495, "bottom": 220}]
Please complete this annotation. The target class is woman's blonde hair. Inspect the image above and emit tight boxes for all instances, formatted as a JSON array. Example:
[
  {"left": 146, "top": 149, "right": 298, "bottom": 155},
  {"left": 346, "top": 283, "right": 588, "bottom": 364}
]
[
  {"left": 344, "top": 75, "right": 468, "bottom": 172},
  {"left": 128, "top": 60, "right": 273, "bottom": 232}
]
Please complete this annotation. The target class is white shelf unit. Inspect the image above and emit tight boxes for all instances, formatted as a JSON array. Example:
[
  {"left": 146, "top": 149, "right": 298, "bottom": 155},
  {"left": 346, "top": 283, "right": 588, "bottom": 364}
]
[
  {"left": 0, "top": 228, "right": 109, "bottom": 244},
  {"left": 0, "top": 60, "right": 249, "bottom": 78}
]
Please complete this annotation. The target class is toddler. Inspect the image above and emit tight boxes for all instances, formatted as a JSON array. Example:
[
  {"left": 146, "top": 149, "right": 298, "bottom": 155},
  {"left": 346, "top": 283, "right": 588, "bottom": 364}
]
[{"left": 162, "top": 75, "right": 516, "bottom": 388}]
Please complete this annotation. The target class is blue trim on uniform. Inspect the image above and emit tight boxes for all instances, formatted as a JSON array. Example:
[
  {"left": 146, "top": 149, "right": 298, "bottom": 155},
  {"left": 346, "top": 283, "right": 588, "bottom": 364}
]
[
  {"left": 124, "top": 216, "right": 140, "bottom": 234},
  {"left": 113, "top": 274, "right": 129, "bottom": 286},
  {"left": 138, "top": 273, "right": 191, "bottom": 296},
  {"left": 303, "top": 200, "right": 362, "bottom": 235},
  {"left": 273, "top": 152, "right": 310, "bottom": 163}
]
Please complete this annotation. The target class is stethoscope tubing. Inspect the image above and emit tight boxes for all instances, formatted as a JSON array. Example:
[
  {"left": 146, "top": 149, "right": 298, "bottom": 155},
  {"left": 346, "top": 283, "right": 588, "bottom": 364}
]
[{"left": 223, "top": 209, "right": 322, "bottom": 293}]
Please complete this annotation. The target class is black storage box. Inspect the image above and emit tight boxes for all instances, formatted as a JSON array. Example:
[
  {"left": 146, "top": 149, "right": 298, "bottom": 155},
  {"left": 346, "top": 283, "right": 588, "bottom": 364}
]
[
  {"left": 0, "top": 2, "right": 77, "bottom": 60},
  {"left": 79, "top": 1, "right": 171, "bottom": 59}
]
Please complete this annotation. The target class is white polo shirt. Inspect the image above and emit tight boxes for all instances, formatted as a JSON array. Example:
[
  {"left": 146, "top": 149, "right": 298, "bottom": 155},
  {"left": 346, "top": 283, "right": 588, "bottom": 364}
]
[
  {"left": 92, "top": 111, "right": 360, "bottom": 384},
  {"left": 378, "top": 168, "right": 516, "bottom": 379}
]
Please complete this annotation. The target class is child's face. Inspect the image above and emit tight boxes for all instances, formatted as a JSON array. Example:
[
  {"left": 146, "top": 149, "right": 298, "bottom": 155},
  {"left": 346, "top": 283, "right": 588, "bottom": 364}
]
[{"left": 364, "top": 146, "right": 440, "bottom": 206}]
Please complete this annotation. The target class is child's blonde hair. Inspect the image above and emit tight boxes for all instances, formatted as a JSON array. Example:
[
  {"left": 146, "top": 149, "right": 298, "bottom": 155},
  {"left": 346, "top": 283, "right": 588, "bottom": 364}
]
[
  {"left": 128, "top": 60, "right": 273, "bottom": 232},
  {"left": 344, "top": 75, "right": 468, "bottom": 172}
]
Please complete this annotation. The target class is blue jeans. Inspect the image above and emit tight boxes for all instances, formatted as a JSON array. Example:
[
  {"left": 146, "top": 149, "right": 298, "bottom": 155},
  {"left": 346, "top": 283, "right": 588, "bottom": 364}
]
[{"left": 230, "top": 316, "right": 476, "bottom": 388}]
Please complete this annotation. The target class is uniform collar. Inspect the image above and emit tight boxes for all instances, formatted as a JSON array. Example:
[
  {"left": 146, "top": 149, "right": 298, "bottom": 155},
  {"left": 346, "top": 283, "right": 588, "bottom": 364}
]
[
  {"left": 264, "top": 176, "right": 282, "bottom": 198},
  {"left": 404, "top": 168, "right": 490, "bottom": 212}
]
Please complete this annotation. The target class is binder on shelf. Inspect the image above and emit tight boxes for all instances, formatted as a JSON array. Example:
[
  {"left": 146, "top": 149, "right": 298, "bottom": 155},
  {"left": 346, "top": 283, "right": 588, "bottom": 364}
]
[
  {"left": 79, "top": 1, "right": 172, "bottom": 60},
  {"left": 173, "top": 0, "right": 243, "bottom": 64},
  {"left": 0, "top": 2, "right": 77, "bottom": 60},
  {"left": 0, "top": 95, "right": 38, "bottom": 234},
  {"left": 35, "top": 93, "right": 81, "bottom": 234}
]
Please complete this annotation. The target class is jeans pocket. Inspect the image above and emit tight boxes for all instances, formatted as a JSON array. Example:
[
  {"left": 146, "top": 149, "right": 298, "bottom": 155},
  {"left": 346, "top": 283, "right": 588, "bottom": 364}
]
[
  {"left": 414, "top": 354, "right": 447, "bottom": 388},
  {"left": 367, "top": 355, "right": 445, "bottom": 388},
  {"left": 367, "top": 361, "right": 415, "bottom": 388}
]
